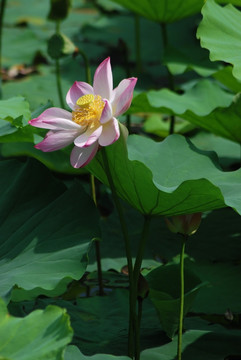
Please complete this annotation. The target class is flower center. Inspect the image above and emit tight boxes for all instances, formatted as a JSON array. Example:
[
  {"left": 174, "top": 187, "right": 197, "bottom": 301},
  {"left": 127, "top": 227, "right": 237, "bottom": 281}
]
[{"left": 72, "top": 94, "right": 105, "bottom": 128}]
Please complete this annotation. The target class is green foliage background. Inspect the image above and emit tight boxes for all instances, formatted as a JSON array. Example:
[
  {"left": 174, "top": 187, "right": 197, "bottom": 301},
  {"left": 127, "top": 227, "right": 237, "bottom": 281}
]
[{"left": 0, "top": 0, "right": 241, "bottom": 359}]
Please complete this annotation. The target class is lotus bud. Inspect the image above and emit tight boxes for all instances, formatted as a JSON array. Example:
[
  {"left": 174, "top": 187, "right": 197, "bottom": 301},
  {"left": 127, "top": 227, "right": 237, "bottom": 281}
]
[{"left": 165, "top": 213, "right": 202, "bottom": 236}]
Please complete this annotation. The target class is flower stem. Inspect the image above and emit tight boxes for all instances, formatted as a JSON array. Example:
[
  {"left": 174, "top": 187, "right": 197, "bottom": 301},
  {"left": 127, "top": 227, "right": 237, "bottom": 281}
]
[
  {"left": 177, "top": 235, "right": 187, "bottom": 360},
  {"left": 94, "top": 238, "right": 104, "bottom": 296},
  {"left": 136, "top": 296, "right": 143, "bottom": 355},
  {"left": 55, "top": 58, "right": 65, "bottom": 108},
  {"left": 0, "top": 0, "right": 7, "bottom": 99},
  {"left": 133, "top": 215, "right": 151, "bottom": 360},
  {"left": 80, "top": 51, "right": 103, "bottom": 296},
  {"left": 101, "top": 146, "right": 135, "bottom": 358},
  {"left": 77, "top": 47, "right": 91, "bottom": 85},
  {"left": 126, "top": 114, "right": 131, "bottom": 133},
  {"left": 84, "top": 51, "right": 103, "bottom": 296},
  {"left": 160, "top": 22, "right": 175, "bottom": 135},
  {"left": 55, "top": 21, "right": 65, "bottom": 108},
  {"left": 90, "top": 174, "right": 104, "bottom": 296}
]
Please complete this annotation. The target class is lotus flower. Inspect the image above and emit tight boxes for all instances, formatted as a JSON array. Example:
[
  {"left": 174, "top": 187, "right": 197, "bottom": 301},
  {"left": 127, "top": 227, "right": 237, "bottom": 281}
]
[
  {"left": 165, "top": 213, "right": 202, "bottom": 236},
  {"left": 29, "top": 58, "right": 137, "bottom": 168}
]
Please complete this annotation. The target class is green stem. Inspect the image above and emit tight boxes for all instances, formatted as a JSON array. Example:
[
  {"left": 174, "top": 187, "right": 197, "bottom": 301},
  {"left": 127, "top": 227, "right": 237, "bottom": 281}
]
[
  {"left": 55, "top": 58, "right": 65, "bottom": 108},
  {"left": 177, "top": 235, "right": 187, "bottom": 360},
  {"left": 84, "top": 48, "right": 103, "bottom": 296},
  {"left": 137, "top": 297, "right": 143, "bottom": 353},
  {"left": 55, "top": 21, "right": 65, "bottom": 108},
  {"left": 0, "top": 0, "right": 7, "bottom": 99},
  {"left": 101, "top": 147, "right": 135, "bottom": 358},
  {"left": 160, "top": 23, "right": 175, "bottom": 135},
  {"left": 94, "top": 239, "right": 104, "bottom": 296},
  {"left": 90, "top": 173, "right": 97, "bottom": 205},
  {"left": 90, "top": 174, "right": 104, "bottom": 296},
  {"left": 135, "top": 14, "right": 142, "bottom": 73},
  {"left": 126, "top": 114, "right": 131, "bottom": 134},
  {"left": 133, "top": 215, "right": 151, "bottom": 360},
  {"left": 137, "top": 297, "right": 143, "bottom": 331},
  {"left": 133, "top": 216, "right": 151, "bottom": 281},
  {"left": 81, "top": 52, "right": 103, "bottom": 297},
  {"left": 77, "top": 47, "right": 91, "bottom": 84},
  {"left": 135, "top": 297, "right": 142, "bottom": 360},
  {"left": 56, "top": 20, "right": 60, "bottom": 34}
]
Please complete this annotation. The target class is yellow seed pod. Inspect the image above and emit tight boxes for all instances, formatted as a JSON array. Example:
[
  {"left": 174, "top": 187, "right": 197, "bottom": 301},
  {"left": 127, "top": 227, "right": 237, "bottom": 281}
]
[{"left": 76, "top": 94, "right": 95, "bottom": 108}]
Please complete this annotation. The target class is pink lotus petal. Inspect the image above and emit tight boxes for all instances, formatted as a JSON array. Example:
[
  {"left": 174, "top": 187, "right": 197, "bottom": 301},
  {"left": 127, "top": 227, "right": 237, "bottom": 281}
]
[
  {"left": 28, "top": 57, "right": 136, "bottom": 170},
  {"left": 29, "top": 108, "right": 81, "bottom": 131},
  {"left": 66, "top": 81, "right": 94, "bottom": 110},
  {"left": 112, "top": 77, "right": 137, "bottom": 117},
  {"left": 35, "top": 130, "right": 79, "bottom": 152},
  {"left": 70, "top": 142, "right": 99, "bottom": 168},
  {"left": 99, "top": 117, "right": 119, "bottom": 146},
  {"left": 74, "top": 126, "right": 103, "bottom": 148},
  {"left": 100, "top": 99, "right": 113, "bottom": 124},
  {"left": 93, "top": 57, "right": 113, "bottom": 100}
]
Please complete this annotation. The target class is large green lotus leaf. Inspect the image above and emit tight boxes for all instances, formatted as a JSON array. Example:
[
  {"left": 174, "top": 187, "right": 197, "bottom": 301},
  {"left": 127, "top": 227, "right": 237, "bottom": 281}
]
[
  {"left": 82, "top": 12, "right": 219, "bottom": 78},
  {"left": 4, "top": 0, "right": 48, "bottom": 25},
  {"left": 213, "top": 66, "right": 241, "bottom": 93},
  {"left": 2, "top": 63, "right": 74, "bottom": 109},
  {"left": 0, "top": 99, "right": 49, "bottom": 142},
  {"left": 0, "top": 158, "right": 99, "bottom": 301},
  {"left": 2, "top": 60, "right": 98, "bottom": 110},
  {"left": 0, "top": 97, "right": 31, "bottom": 124},
  {"left": 109, "top": 0, "right": 204, "bottom": 23},
  {"left": 146, "top": 264, "right": 203, "bottom": 338},
  {"left": 164, "top": 46, "right": 220, "bottom": 77},
  {"left": 2, "top": 27, "right": 46, "bottom": 67},
  {"left": 87, "top": 205, "right": 241, "bottom": 272},
  {"left": 82, "top": 12, "right": 218, "bottom": 78},
  {"left": 197, "top": 0, "right": 241, "bottom": 81},
  {"left": 87, "top": 131, "right": 241, "bottom": 216},
  {"left": 0, "top": 141, "right": 85, "bottom": 174},
  {"left": 0, "top": 124, "right": 38, "bottom": 144},
  {"left": 65, "top": 345, "right": 130, "bottom": 360},
  {"left": 190, "top": 131, "right": 241, "bottom": 170},
  {"left": 2, "top": 59, "right": 88, "bottom": 110},
  {"left": 143, "top": 114, "right": 195, "bottom": 138},
  {"left": 162, "top": 13, "right": 222, "bottom": 76},
  {"left": 36, "top": 289, "right": 164, "bottom": 356},
  {"left": 0, "top": 298, "right": 73, "bottom": 360},
  {"left": 132, "top": 79, "right": 234, "bottom": 116},
  {"left": 127, "top": 135, "right": 241, "bottom": 213},
  {"left": 0, "top": 100, "right": 84, "bottom": 175},
  {"left": 186, "top": 260, "right": 241, "bottom": 314},
  {"left": 11, "top": 278, "right": 73, "bottom": 302},
  {"left": 182, "top": 94, "right": 241, "bottom": 143},
  {"left": 128, "top": 92, "right": 157, "bottom": 114},
  {"left": 0, "top": 97, "right": 31, "bottom": 140},
  {"left": 141, "top": 326, "right": 241, "bottom": 359},
  {"left": 130, "top": 80, "right": 241, "bottom": 143},
  {"left": 109, "top": 0, "right": 241, "bottom": 23},
  {"left": 4, "top": 0, "right": 97, "bottom": 28}
]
